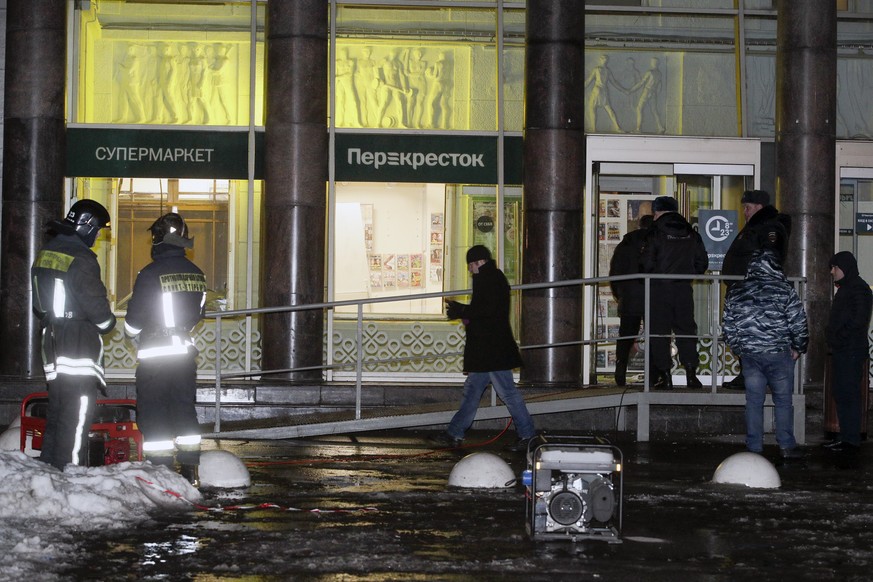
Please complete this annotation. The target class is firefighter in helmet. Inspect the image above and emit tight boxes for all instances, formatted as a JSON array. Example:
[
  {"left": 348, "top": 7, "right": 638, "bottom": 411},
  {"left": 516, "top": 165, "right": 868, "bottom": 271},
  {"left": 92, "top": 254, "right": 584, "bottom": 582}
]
[
  {"left": 124, "top": 212, "right": 207, "bottom": 485},
  {"left": 31, "top": 199, "right": 116, "bottom": 470}
]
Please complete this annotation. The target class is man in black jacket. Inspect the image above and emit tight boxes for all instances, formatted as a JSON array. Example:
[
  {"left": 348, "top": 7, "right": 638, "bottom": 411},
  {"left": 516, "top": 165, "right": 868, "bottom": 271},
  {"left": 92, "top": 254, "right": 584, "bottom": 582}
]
[
  {"left": 433, "top": 245, "right": 535, "bottom": 452},
  {"left": 125, "top": 212, "right": 207, "bottom": 484},
  {"left": 823, "top": 251, "right": 873, "bottom": 453},
  {"left": 31, "top": 200, "right": 116, "bottom": 470},
  {"left": 609, "top": 214, "right": 653, "bottom": 386},
  {"left": 641, "top": 196, "right": 709, "bottom": 390},
  {"left": 721, "top": 189, "right": 791, "bottom": 390}
]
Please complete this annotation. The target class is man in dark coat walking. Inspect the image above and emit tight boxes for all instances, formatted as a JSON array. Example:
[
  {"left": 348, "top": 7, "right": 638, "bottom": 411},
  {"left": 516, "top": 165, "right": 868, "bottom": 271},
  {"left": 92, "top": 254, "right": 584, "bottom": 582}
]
[
  {"left": 640, "top": 196, "right": 709, "bottom": 390},
  {"left": 609, "top": 214, "right": 653, "bottom": 386},
  {"left": 823, "top": 251, "right": 873, "bottom": 453},
  {"left": 432, "top": 245, "right": 535, "bottom": 451},
  {"left": 721, "top": 189, "right": 791, "bottom": 390}
]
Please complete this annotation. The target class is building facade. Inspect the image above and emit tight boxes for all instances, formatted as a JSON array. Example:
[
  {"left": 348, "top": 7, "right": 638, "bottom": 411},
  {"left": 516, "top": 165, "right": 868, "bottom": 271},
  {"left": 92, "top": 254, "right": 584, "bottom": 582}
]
[{"left": 0, "top": 1, "right": 870, "bottom": 390}]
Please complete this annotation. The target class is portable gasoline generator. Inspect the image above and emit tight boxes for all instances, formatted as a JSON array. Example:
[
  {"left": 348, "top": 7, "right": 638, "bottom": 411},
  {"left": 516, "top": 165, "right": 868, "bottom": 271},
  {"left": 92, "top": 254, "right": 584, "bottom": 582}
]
[
  {"left": 20, "top": 392, "right": 144, "bottom": 466},
  {"left": 523, "top": 434, "right": 623, "bottom": 543}
]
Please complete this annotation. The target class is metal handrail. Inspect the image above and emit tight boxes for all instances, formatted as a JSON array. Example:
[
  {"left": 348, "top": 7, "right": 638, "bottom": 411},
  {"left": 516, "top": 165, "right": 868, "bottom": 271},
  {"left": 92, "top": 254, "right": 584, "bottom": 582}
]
[{"left": 205, "top": 272, "right": 807, "bottom": 432}]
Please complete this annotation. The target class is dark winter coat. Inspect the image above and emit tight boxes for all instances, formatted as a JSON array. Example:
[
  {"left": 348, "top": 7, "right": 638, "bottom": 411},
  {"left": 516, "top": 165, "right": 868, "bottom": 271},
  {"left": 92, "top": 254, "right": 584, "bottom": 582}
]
[
  {"left": 609, "top": 226, "right": 649, "bottom": 317},
  {"left": 721, "top": 205, "right": 791, "bottom": 278},
  {"left": 723, "top": 249, "right": 808, "bottom": 356},
  {"left": 826, "top": 251, "right": 873, "bottom": 355},
  {"left": 640, "top": 212, "right": 708, "bottom": 282},
  {"left": 31, "top": 230, "right": 116, "bottom": 385},
  {"left": 449, "top": 260, "right": 523, "bottom": 373},
  {"left": 124, "top": 244, "right": 207, "bottom": 360}
]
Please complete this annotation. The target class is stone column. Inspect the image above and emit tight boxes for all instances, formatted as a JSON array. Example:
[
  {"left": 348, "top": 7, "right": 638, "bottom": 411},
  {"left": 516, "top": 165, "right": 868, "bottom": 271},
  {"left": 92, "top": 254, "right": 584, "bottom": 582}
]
[
  {"left": 520, "top": 0, "right": 584, "bottom": 387},
  {"left": 262, "top": 1, "right": 328, "bottom": 382},
  {"left": 775, "top": 0, "right": 836, "bottom": 388},
  {"left": 0, "top": 2, "right": 66, "bottom": 379}
]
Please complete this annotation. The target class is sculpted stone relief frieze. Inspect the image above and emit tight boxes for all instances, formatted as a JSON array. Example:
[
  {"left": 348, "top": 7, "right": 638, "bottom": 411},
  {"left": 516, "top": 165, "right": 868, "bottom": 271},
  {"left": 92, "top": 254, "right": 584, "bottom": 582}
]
[
  {"left": 336, "top": 45, "right": 455, "bottom": 130},
  {"left": 113, "top": 41, "right": 236, "bottom": 125}
]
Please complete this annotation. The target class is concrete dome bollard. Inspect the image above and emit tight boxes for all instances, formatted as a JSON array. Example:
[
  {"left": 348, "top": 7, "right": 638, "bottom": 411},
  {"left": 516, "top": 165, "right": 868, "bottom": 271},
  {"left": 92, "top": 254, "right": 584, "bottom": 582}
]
[
  {"left": 712, "top": 451, "right": 781, "bottom": 489},
  {"left": 199, "top": 449, "right": 251, "bottom": 488},
  {"left": 448, "top": 451, "right": 516, "bottom": 489}
]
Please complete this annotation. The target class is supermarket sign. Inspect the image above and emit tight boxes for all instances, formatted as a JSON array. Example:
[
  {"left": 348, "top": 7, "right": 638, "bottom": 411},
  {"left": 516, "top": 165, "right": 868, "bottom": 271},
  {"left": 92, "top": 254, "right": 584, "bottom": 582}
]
[{"left": 67, "top": 127, "right": 524, "bottom": 184}]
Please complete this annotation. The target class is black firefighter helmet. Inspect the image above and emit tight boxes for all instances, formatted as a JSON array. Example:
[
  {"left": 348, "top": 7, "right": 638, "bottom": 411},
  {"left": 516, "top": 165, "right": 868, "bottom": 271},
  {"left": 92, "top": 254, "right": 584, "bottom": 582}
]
[
  {"left": 149, "top": 212, "right": 193, "bottom": 248},
  {"left": 50, "top": 199, "right": 111, "bottom": 247}
]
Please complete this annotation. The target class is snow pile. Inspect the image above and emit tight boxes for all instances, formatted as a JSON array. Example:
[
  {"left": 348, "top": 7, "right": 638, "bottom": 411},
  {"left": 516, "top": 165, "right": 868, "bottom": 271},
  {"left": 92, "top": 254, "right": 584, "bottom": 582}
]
[
  {"left": 0, "top": 417, "right": 20, "bottom": 451},
  {"left": 0, "top": 451, "right": 202, "bottom": 579}
]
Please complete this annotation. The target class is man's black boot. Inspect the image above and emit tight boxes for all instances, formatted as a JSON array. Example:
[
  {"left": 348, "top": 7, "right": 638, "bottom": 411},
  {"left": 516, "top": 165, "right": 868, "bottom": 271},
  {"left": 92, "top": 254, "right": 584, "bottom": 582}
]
[
  {"left": 614, "top": 361, "right": 628, "bottom": 387},
  {"left": 652, "top": 369, "right": 673, "bottom": 390},
  {"left": 685, "top": 365, "right": 703, "bottom": 389}
]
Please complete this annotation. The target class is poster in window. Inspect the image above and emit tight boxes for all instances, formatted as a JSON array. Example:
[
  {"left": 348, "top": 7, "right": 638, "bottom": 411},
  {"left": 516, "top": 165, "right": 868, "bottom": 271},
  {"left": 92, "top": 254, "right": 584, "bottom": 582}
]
[
  {"left": 411, "top": 270, "right": 422, "bottom": 288},
  {"left": 397, "top": 270, "right": 410, "bottom": 288},
  {"left": 383, "top": 269, "right": 396, "bottom": 289},
  {"left": 396, "top": 254, "right": 410, "bottom": 270},
  {"left": 361, "top": 204, "right": 375, "bottom": 252},
  {"left": 410, "top": 253, "right": 423, "bottom": 269},
  {"left": 368, "top": 253, "right": 382, "bottom": 271}
]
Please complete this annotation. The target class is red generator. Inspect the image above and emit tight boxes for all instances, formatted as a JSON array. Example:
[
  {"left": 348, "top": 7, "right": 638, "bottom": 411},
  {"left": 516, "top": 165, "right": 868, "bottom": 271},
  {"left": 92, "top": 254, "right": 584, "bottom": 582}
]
[{"left": 20, "top": 392, "right": 144, "bottom": 466}]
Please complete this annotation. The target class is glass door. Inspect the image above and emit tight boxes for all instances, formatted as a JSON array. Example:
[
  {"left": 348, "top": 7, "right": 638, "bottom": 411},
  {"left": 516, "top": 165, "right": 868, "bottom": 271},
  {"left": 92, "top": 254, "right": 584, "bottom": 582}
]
[
  {"left": 593, "top": 164, "right": 741, "bottom": 384},
  {"left": 838, "top": 168, "right": 873, "bottom": 288}
]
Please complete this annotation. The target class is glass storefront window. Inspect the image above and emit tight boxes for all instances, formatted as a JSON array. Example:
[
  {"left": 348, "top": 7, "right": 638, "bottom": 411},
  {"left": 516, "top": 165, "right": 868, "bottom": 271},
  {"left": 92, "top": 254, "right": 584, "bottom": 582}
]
[
  {"left": 334, "top": 182, "right": 448, "bottom": 316},
  {"left": 75, "top": 0, "right": 257, "bottom": 126}
]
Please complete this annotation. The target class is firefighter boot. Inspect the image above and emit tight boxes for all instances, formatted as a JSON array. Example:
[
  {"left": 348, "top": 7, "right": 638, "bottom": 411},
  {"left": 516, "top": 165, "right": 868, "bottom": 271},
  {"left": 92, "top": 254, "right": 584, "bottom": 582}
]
[{"left": 180, "top": 464, "right": 200, "bottom": 488}]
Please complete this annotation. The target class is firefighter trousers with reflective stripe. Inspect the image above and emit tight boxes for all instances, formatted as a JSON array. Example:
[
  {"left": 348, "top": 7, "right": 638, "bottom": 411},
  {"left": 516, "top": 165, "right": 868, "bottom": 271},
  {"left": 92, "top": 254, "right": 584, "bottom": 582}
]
[
  {"left": 135, "top": 354, "right": 200, "bottom": 466},
  {"left": 41, "top": 375, "right": 100, "bottom": 470}
]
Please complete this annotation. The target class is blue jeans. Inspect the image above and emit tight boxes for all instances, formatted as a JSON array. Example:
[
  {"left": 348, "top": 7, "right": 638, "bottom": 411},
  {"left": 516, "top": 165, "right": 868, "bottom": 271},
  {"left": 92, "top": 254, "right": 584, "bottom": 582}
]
[
  {"left": 742, "top": 351, "right": 797, "bottom": 453},
  {"left": 446, "top": 370, "right": 536, "bottom": 440}
]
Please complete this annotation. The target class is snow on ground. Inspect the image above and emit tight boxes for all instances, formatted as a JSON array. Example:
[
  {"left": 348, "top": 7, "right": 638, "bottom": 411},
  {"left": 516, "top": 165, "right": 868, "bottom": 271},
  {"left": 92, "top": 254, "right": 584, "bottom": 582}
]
[{"left": 0, "top": 430, "right": 203, "bottom": 580}]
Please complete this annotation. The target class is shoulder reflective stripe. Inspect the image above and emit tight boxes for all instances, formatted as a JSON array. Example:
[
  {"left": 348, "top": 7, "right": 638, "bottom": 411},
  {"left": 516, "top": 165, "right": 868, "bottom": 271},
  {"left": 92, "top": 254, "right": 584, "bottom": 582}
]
[
  {"left": 200, "top": 292, "right": 206, "bottom": 309},
  {"left": 143, "top": 440, "right": 176, "bottom": 453},
  {"left": 70, "top": 395, "right": 90, "bottom": 466},
  {"left": 53, "top": 278, "right": 66, "bottom": 319},
  {"left": 162, "top": 291, "right": 176, "bottom": 328},
  {"left": 175, "top": 434, "right": 201, "bottom": 447},
  {"left": 124, "top": 321, "right": 141, "bottom": 336},
  {"left": 97, "top": 317, "right": 114, "bottom": 331}
]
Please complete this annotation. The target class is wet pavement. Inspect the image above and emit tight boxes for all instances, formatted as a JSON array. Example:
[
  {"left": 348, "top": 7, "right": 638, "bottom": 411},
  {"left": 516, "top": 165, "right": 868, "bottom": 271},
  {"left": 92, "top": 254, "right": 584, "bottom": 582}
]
[{"left": 62, "top": 429, "right": 873, "bottom": 581}]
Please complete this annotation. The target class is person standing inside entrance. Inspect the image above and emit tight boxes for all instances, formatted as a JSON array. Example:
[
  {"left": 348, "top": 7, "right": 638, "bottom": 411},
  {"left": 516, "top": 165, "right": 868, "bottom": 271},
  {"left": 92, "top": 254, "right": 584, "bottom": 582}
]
[
  {"left": 824, "top": 251, "right": 873, "bottom": 454},
  {"left": 721, "top": 189, "right": 792, "bottom": 390},
  {"left": 125, "top": 212, "right": 207, "bottom": 485},
  {"left": 609, "top": 214, "right": 654, "bottom": 386},
  {"left": 31, "top": 200, "right": 116, "bottom": 470},
  {"left": 640, "top": 196, "right": 709, "bottom": 390},
  {"left": 431, "top": 245, "right": 536, "bottom": 452}
]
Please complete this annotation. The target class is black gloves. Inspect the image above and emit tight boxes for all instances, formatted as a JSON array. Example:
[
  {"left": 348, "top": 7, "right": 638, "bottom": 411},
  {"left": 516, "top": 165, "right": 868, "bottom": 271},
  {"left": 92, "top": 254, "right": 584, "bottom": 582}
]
[{"left": 445, "top": 300, "right": 465, "bottom": 320}]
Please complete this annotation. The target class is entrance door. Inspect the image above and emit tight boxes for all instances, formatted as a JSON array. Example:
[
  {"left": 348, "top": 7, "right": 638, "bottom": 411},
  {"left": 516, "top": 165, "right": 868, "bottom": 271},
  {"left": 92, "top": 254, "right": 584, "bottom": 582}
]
[{"left": 584, "top": 135, "right": 761, "bottom": 385}]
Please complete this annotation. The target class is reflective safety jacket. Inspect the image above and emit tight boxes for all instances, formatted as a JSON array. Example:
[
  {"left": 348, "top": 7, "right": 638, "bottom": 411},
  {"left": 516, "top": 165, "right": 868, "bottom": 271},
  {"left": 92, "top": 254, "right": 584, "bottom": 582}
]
[
  {"left": 124, "top": 245, "right": 206, "bottom": 360},
  {"left": 31, "top": 232, "right": 116, "bottom": 385}
]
